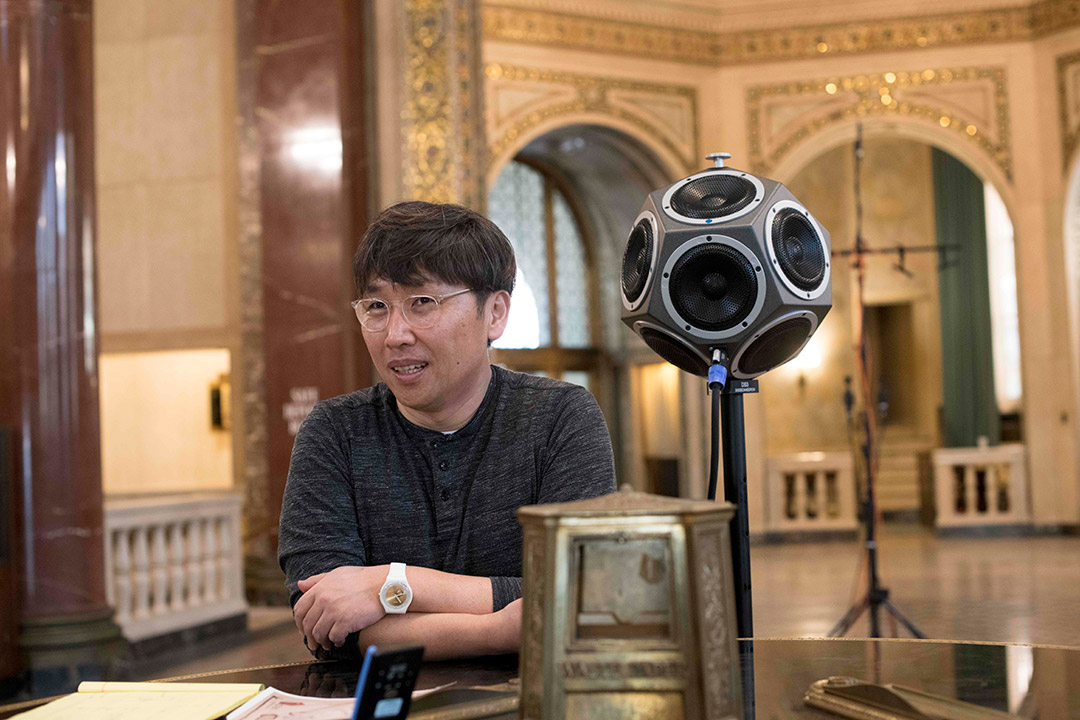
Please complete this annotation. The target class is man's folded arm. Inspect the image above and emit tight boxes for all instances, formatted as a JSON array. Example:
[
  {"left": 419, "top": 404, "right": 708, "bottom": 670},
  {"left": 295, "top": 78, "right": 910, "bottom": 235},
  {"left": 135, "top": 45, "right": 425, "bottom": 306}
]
[
  {"left": 387, "top": 566, "right": 495, "bottom": 614},
  {"left": 353, "top": 600, "right": 523, "bottom": 661},
  {"left": 295, "top": 564, "right": 516, "bottom": 657}
]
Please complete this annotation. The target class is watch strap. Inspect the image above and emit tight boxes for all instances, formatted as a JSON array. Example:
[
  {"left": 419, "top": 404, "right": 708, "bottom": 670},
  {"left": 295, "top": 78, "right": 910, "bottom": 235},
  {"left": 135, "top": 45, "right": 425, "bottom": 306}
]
[{"left": 387, "top": 562, "right": 407, "bottom": 583}]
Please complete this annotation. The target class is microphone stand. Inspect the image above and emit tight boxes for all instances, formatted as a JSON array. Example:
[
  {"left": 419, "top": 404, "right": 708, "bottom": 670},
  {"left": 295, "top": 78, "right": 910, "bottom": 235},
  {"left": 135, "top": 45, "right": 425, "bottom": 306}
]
[
  {"left": 828, "top": 124, "right": 924, "bottom": 640},
  {"left": 707, "top": 350, "right": 756, "bottom": 720}
]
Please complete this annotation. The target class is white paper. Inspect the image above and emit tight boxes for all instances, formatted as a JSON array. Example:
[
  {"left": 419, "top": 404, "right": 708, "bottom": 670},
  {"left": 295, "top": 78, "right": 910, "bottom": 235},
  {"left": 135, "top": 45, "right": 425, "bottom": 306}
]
[{"left": 226, "top": 682, "right": 457, "bottom": 720}]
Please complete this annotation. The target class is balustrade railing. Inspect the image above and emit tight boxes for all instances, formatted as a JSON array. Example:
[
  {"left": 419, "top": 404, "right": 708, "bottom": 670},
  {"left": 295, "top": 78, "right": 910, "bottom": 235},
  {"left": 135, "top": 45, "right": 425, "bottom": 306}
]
[
  {"left": 765, "top": 452, "right": 857, "bottom": 534},
  {"left": 932, "top": 444, "right": 1029, "bottom": 528},
  {"left": 104, "top": 493, "right": 246, "bottom": 642}
]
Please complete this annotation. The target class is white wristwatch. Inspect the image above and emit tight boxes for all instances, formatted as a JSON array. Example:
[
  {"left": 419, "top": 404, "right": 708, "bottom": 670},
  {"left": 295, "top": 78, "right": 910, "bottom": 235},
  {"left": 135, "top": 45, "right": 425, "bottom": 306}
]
[{"left": 379, "top": 562, "right": 413, "bottom": 614}]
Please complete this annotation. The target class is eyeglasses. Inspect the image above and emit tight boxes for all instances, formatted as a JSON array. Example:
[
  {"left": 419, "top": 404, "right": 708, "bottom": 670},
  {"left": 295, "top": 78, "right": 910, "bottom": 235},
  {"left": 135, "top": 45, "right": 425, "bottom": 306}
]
[{"left": 350, "top": 288, "right": 474, "bottom": 332}]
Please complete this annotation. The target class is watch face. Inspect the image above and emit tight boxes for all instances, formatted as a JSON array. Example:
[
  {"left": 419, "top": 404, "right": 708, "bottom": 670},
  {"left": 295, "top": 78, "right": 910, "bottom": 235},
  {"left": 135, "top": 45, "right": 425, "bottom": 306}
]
[{"left": 383, "top": 583, "right": 409, "bottom": 607}]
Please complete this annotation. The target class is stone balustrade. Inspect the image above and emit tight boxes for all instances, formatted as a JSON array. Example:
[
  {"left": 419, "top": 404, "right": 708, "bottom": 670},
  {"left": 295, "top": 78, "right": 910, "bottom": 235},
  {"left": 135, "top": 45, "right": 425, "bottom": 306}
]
[
  {"left": 765, "top": 451, "right": 858, "bottom": 534},
  {"left": 104, "top": 493, "right": 246, "bottom": 642},
  {"left": 932, "top": 444, "right": 1029, "bottom": 528}
]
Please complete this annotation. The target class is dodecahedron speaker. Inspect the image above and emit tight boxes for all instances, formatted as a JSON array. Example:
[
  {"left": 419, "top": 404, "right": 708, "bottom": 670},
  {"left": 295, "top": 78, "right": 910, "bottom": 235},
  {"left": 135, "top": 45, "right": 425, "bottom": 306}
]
[{"left": 621, "top": 153, "right": 831, "bottom": 379}]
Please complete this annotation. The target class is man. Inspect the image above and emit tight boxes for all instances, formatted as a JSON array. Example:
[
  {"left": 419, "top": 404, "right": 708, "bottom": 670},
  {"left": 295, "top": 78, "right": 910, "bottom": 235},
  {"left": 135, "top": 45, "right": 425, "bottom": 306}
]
[{"left": 278, "top": 201, "right": 617, "bottom": 660}]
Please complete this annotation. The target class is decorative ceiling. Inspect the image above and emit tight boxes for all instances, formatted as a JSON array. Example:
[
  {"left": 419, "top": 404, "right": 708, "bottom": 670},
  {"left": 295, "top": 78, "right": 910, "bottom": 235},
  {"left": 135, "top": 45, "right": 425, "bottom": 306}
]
[
  {"left": 483, "top": 0, "right": 1077, "bottom": 65},
  {"left": 485, "top": 0, "right": 1043, "bottom": 33}
]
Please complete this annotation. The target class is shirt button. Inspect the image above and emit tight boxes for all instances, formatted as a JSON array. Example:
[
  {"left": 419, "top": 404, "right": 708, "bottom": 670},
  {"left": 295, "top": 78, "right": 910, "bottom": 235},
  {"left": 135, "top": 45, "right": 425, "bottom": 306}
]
[
  {"left": 439, "top": 461, "right": 448, "bottom": 471},
  {"left": 430, "top": 441, "right": 438, "bottom": 448},
  {"left": 441, "top": 488, "right": 450, "bottom": 501}
]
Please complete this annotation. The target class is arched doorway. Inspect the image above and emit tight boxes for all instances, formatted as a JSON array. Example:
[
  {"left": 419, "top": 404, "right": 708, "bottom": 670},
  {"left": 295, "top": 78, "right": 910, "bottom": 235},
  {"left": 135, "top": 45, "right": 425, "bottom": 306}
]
[
  {"left": 763, "top": 136, "right": 1021, "bottom": 518},
  {"left": 486, "top": 123, "right": 698, "bottom": 494}
]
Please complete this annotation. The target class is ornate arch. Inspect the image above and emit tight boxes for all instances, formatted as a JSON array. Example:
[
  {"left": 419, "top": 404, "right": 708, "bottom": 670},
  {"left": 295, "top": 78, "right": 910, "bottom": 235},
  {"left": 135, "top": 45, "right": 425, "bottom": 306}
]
[
  {"left": 769, "top": 118, "right": 1016, "bottom": 220},
  {"left": 1059, "top": 49, "right": 1080, "bottom": 175},
  {"left": 484, "top": 63, "right": 697, "bottom": 188},
  {"left": 747, "top": 66, "right": 1013, "bottom": 186}
]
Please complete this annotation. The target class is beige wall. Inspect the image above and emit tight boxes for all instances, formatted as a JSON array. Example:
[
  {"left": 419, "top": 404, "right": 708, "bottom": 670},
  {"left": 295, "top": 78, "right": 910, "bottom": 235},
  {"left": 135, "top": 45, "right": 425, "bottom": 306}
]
[
  {"left": 89, "top": 1, "right": 1080, "bottom": 521},
  {"left": 1034, "top": 29, "right": 1080, "bottom": 526},
  {"left": 761, "top": 139, "right": 943, "bottom": 456},
  {"left": 99, "top": 350, "right": 233, "bottom": 495},
  {"left": 94, "top": 0, "right": 238, "bottom": 346},
  {"left": 637, "top": 363, "right": 682, "bottom": 458},
  {"left": 93, "top": 0, "right": 240, "bottom": 494},
  {"left": 704, "top": 35, "right": 1080, "bottom": 525},
  {"left": 478, "top": 12, "right": 1080, "bottom": 526}
]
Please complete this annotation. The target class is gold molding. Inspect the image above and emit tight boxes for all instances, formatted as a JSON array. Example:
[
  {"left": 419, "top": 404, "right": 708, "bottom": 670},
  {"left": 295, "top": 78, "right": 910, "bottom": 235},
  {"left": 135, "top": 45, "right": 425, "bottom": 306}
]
[
  {"left": 1058, "top": 49, "right": 1080, "bottom": 174},
  {"left": 100, "top": 327, "right": 237, "bottom": 354},
  {"left": 403, "top": 0, "right": 487, "bottom": 207},
  {"left": 485, "top": 63, "right": 699, "bottom": 174},
  {"left": 747, "top": 66, "right": 1013, "bottom": 182},
  {"left": 483, "top": 1, "right": 1080, "bottom": 67}
]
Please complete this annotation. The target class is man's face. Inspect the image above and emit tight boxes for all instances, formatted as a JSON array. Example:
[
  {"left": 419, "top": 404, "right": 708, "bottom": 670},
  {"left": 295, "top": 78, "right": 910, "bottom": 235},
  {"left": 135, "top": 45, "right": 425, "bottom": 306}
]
[{"left": 361, "top": 277, "right": 510, "bottom": 418}]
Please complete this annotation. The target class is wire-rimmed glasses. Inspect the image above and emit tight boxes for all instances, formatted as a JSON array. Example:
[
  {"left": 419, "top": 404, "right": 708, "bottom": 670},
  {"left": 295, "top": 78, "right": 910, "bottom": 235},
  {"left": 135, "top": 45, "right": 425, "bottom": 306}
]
[{"left": 350, "top": 288, "right": 474, "bottom": 332}]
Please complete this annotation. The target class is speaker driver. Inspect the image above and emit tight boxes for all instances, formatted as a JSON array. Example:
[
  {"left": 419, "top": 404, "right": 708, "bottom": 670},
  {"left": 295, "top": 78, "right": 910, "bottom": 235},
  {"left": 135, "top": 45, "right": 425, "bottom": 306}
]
[
  {"left": 662, "top": 236, "right": 764, "bottom": 339},
  {"left": 662, "top": 169, "right": 765, "bottom": 225},
  {"left": 621, "top": 211, "right": 658, "bottom": 310},
  {"left": 731, "top": 311, "right": 818, "bottom": 379},
  {"left": 634, "top": 322, "right": 710, "bottom": 377},
  {"left": 766, "top": 200, "right": 830, "bottom": 299}
]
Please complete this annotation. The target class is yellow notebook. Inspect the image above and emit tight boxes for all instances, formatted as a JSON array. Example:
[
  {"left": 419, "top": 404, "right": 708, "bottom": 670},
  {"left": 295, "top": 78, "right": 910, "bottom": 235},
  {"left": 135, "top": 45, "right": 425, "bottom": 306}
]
[{"left": 11, "top": 681, "right": 264, "bottom": 720}]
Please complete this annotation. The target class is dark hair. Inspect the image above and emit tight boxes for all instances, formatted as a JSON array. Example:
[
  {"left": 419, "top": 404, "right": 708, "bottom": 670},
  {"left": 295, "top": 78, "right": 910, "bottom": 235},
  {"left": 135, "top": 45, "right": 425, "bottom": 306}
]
[{"left": 353, "top": 201, "right": 516, "bottom": 305}]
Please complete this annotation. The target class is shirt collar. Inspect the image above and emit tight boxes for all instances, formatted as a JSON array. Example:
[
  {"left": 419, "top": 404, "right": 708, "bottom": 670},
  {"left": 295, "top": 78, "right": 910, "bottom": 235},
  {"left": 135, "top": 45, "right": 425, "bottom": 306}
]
[{"left": 392, "top": 364, "right": 501, "bottom": 440}]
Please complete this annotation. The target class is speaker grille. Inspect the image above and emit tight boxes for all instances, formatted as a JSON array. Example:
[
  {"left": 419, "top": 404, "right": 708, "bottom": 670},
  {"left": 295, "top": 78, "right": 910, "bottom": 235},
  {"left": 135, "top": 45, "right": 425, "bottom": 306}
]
[
  {"left": 669, "top": 175, "right": 757, "bottom": 220},
  {"left": 640, "top": 327, "right": 708, "bottom": 377},
  {"left": 771, "top": 209, "right": 826, "bottom": 292},
  {"left": 622, "top": 217, "right": 654, "bottom": 305},
  {"left": 737, "top": 317, "right": 813, "bottom": 376},
  {"left": 668, "top": 244, "right": 758, "bottom": 332}
]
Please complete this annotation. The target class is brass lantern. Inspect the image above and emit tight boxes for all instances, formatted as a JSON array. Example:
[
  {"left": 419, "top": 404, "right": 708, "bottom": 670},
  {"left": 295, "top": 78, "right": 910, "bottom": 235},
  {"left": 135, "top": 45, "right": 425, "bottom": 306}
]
[{"left": 517, "top": 485, "right": 742, "bottom": 719}]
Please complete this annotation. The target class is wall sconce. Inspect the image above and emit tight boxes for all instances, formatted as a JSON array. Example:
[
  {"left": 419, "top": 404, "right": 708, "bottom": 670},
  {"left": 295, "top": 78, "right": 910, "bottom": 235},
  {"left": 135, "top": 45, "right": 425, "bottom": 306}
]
[
  {"left": 210, "top": 373, "right": 231, "bottom": 431},
  {"left": 789, "top": 343, "right": 822, "bottom": 392}
]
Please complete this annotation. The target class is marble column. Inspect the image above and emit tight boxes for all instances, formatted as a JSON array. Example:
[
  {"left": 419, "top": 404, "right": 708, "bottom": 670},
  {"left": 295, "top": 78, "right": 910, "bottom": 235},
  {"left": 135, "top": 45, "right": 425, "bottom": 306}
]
[
  {"left": 235, "top": 0, "right": 372, "bottom": 600},
  {"left": 0, "top": 0, "right": 122, "bottom": 692}
]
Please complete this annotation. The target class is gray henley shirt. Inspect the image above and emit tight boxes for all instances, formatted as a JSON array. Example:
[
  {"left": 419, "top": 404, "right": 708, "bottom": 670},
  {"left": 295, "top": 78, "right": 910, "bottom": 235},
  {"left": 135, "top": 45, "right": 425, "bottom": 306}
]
[{"left": 278, "top": 364, "right": 617, "bottom": 621}]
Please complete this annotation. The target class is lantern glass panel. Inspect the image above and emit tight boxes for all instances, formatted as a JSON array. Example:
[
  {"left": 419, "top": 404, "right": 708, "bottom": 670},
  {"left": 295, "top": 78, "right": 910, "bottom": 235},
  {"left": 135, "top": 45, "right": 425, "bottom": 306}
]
[{"left": 574, "top": 537, "right": 672, "bottom": 641}]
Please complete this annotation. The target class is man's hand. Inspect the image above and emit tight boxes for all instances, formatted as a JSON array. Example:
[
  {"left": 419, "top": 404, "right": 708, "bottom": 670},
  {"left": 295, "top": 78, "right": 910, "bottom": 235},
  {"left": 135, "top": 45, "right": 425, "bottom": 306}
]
[{"left": 294, "top": 566, "right": 386, "bottom": 651}]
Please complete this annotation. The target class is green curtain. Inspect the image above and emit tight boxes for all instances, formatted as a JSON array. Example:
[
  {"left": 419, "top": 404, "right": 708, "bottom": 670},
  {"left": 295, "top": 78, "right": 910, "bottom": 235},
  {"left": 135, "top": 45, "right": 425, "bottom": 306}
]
[{"left": 932, "top": 148, "right": 1001, "bottom": 448}]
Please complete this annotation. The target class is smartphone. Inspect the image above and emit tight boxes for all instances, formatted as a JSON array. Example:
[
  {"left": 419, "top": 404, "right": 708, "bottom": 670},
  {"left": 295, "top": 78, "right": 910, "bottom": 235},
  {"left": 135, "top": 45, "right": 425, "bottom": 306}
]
[{"left": 350, "top": 644, "right": 425, "bottom": 720}]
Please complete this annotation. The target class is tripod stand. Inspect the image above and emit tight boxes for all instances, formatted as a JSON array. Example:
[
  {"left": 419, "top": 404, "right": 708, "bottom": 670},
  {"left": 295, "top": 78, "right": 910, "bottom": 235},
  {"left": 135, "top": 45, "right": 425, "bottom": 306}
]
[
  {"left": 828, "top": 124, "right": 925, "bottom": 639},
  {"left": 827, "top": 372, "right": 925, "bottom": 638}
]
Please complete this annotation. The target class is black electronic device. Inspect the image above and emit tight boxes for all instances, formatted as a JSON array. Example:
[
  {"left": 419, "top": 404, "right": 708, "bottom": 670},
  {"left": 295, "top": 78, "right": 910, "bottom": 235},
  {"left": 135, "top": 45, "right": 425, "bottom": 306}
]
[
  {"left": 349, "top": 645, "right": 424, "bottom": 720},
  {"left": 621, "top": 153, "right": 834, "bottom": 720},
  {"left": 621, "top": 152, "right": 831, "bottom": 380}
]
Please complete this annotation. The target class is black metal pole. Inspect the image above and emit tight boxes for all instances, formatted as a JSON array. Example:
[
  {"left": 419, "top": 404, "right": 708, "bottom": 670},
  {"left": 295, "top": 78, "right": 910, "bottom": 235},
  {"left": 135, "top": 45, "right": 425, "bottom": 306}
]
[
  {"left": 720, "top": 391, "right": 755, "bottom": 720},
  {"left": 863, "top": 434, "right": 882, "bottom": 639},
  {"left": 721, "top": 392, "right": 753, "bottom": 639}
]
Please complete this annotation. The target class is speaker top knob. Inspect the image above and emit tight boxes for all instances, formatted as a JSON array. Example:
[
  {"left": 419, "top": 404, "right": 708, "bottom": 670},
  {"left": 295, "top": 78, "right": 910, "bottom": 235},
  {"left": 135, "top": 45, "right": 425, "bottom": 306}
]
[{"left": 706, "top": 152, "right": 732, "bottom": 168}]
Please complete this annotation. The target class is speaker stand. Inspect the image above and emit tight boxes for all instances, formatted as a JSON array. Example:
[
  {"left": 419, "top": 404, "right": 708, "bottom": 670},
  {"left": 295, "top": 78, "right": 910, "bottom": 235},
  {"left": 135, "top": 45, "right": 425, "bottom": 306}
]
[{"left": 707, "top": 360, "right": 757, "bottom": 720}]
